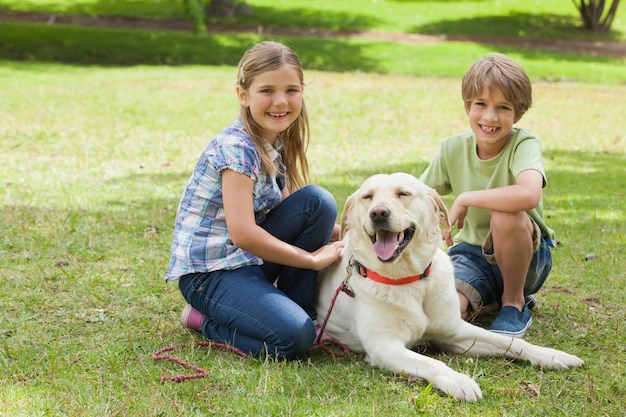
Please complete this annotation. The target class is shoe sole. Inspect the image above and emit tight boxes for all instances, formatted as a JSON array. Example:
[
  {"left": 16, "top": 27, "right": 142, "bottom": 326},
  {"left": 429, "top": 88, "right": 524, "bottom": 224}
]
[
  {"left": 179, "top": 304, "right": 194, "bottom": 328},
  {"left": 489, "top": 316, "right": 532, "bottom": 338}
]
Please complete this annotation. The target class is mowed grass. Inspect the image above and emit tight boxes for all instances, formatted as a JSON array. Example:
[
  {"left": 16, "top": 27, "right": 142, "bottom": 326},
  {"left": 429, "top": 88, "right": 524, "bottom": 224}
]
[
  {"left": 1, "top": 62, "right": 624, "bottom": 416},
  {"left": 0, "top": 0, "right": 625, "bottom": 415},
  {"left": 1, "top": 0, "right": 626, "bottom": 83},
  {"left": 1, "top": 0, "right": 625, "bottom": 41}
]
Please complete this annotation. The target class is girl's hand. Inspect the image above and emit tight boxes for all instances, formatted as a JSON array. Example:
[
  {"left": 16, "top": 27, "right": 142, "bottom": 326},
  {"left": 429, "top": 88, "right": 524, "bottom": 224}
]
[
  {"left": 310, "top": 241, "right": 344, "bottom": 271},
  {"left": 330, "top": 224, "right": 341, "bottom": 242},
  {"left": 223, "top": 169, "right": 345, "bottom": 271}
]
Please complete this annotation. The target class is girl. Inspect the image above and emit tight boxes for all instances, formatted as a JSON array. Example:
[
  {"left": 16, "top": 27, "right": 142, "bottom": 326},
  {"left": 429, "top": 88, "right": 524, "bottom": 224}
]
[{"left": 165, "top": 41, "right": 344, "bottom": 359}]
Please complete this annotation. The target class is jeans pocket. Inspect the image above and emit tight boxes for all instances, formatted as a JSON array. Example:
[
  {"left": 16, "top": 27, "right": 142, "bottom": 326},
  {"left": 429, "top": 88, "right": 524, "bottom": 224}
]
[{"left": 179, "top": 272, "right": 210, "bottom": 300}]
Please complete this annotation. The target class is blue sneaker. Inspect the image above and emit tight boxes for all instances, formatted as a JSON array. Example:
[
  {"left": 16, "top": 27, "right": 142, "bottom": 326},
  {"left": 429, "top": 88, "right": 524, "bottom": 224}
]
[{"left": 489, "top": 305, "right": 532, "bottom": 338}]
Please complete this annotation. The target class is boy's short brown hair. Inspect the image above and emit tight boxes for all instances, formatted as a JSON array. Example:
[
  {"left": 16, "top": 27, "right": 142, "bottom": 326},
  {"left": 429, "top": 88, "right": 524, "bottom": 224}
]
[{"left": 461, "top": 53, "right": 532, "bottom": 123}]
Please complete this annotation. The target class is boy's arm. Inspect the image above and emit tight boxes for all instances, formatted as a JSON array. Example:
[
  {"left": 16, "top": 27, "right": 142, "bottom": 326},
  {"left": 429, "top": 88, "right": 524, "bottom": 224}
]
[
  {"left": 444, "top": 169, "right": 543, "bottom": 246},
  {"left": 456, "top": 169, "right": 543, "bottom": 212}
]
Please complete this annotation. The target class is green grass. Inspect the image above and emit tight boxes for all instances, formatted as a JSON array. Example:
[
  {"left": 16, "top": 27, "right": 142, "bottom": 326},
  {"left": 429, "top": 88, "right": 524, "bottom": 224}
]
[
  {"left": 0, "top": 1, "right": 625, "bottom": 416},
  {"left": 1, "top": 21, "right": 625, "bottom": 84},
  {"left": 1, "top": 0, "right": 625, "bottom": 41},
  {"left": 1, "top": 0, "right": 625, "bottom": 83},
  {"left": 1, "top": 62, "right": 624, "bottom": 416}
]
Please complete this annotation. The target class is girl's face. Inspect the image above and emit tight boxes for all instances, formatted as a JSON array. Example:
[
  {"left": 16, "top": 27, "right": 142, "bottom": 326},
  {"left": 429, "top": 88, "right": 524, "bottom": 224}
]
[
  {"left": 237, "top": 65, "right": 303, "bottom": 143},
  {"left": 466, "top": 87, "right": 516, "bottom": 159}
]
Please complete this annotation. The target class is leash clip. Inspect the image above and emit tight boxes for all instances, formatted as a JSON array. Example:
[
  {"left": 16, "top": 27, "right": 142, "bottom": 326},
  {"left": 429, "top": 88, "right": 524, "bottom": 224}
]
[{"left": 342, "top": 257, "right": 355, "bottom": 297}]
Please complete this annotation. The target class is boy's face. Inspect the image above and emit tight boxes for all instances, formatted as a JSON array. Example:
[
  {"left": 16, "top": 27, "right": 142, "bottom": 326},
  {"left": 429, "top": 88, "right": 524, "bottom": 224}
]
[{"left": 466, "top": 87, "right": 516, "bottom": 158}]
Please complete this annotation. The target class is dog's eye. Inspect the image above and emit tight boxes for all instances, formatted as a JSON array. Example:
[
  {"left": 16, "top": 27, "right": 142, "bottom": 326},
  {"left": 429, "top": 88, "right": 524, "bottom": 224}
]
[
  {"left": 361, "top": 194, "right": 373, "bottom": 200},
  {"left": 397, "top": 191, "right": 412, "bottom": 197}
]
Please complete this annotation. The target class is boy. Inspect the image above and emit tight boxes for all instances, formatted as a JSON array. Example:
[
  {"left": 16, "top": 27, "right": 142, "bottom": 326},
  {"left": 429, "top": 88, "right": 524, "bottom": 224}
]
[{"left": 419, "top": 53, "right": 555, "bottom": 338}]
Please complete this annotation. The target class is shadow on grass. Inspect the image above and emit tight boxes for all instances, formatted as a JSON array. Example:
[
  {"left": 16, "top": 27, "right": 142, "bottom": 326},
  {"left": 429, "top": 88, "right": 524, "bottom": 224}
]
[
  {"left": 0, "top": 21, "right": 385, "bottom": 71},
  {"left": 414, "top": 11, "right": 624, "bottom": 41},
  {"left": 24, "top": 0, "right": 623, "bottom": 41},
  {"left": 221, "top": 5, "right": 384, "bottom": 32},
  {"left": 1, "top": 14, "right": 624, "bottom": 70},
  {"left": 14, "top": 1, "right": 385, "bottom": 32}
]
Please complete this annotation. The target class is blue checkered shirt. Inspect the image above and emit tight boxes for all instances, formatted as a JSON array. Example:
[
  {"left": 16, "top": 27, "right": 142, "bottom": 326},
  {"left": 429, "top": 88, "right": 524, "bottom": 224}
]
[{"left": 165, "top": 118, "right": 285, "bottom": 282}]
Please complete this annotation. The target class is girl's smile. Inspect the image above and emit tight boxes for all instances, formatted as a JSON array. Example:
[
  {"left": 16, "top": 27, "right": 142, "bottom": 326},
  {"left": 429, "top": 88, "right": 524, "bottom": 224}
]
[{"left": 237, "top": 65, "right": 303, "bottom": 143}]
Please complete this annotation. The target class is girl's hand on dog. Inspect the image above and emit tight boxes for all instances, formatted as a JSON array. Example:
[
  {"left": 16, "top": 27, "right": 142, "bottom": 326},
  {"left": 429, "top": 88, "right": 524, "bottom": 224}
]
[{"left": 311, "top": 241, "right": 345, "bottom": 271}]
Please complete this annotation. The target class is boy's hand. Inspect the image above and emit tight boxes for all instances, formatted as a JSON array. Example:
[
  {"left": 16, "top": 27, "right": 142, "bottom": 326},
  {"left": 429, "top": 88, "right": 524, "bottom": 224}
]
[
  {"left": 442, "top": 228, "right": 453, "bottom": 247},
  {"left": 445, "top": 197, "right": 469, "bottom": 246}
]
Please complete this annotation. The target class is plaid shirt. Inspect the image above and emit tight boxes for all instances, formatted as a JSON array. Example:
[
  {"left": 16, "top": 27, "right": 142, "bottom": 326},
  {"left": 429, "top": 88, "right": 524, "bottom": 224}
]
[{"left": 165, "top": 118, "right": 285, "bottom": 282}]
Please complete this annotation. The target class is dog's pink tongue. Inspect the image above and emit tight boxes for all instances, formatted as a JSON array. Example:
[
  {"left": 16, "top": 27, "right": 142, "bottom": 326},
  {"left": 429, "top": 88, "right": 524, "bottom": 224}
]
[{"left": 372, "top": 230, "right": 400, "bottom": 261}]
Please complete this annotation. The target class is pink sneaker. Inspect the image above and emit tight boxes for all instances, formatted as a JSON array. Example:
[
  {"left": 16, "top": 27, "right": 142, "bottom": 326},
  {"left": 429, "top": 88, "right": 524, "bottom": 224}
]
[{"left": 179, "top": 304, "right": 206, "bottom": 331}]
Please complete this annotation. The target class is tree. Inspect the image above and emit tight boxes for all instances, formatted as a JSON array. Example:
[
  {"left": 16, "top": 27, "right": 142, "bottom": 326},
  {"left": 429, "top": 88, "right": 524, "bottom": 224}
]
[
  {"left": 572, "top": 0, "right": 621, "bottom": 32},
  {"left": 183, "top": 0, "right": 254, "bottom": 34},
  {"left": 183, "top": 0, "right": 207, "bottom": 34}
]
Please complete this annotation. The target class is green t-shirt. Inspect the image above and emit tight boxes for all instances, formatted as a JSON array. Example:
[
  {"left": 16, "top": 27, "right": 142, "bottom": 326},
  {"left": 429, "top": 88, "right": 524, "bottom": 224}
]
[{"left": 419, "top": 127, "right": 554, "bottom": 247}]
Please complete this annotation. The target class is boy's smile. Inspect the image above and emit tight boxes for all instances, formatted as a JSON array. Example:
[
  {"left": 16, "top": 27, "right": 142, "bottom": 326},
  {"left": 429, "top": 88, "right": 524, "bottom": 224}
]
[
  {"left": 466, "top": 87, "right": 515, "bottom": 159},
  {"left": 480, "top": 125, "right": 499, "bottom": 133}
]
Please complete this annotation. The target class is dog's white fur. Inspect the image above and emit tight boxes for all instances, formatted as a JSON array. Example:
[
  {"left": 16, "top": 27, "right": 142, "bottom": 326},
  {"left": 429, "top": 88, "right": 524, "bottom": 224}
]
[{"left": 315, "top": 173, "right": 583, "bottom": 401}]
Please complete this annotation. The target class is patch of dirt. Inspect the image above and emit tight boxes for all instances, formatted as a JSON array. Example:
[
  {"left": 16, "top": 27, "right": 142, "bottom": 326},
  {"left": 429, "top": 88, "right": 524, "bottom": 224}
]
[{"left": 2, "top": 10, "right": 626, "bottom": 58}]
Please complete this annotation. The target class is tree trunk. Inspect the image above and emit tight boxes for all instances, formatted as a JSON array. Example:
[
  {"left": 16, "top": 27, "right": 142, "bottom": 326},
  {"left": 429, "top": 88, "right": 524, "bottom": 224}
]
[
  {"left": 206, "top": 0, "right": 254, "bottom": 18},
  {"left": 573, "top": 0, "right": 621, "bottom": 32}
]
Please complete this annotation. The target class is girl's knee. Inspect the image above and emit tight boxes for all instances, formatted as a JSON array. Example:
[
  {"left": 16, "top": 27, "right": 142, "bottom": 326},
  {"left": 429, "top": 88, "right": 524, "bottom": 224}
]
[
  {"left": 300, "top": 185, "right": 338, "bottom": 221},
  {"left": 276, "top": 319, "right": 315, "bottom": 359},
  {"left": 308, "top": 185, "right": 337, "bottom": 209}
]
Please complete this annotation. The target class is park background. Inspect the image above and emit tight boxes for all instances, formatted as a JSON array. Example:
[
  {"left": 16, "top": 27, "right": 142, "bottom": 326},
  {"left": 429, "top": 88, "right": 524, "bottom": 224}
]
[{"left": 0, "top": 1, "right": 624, "bottom": 416}]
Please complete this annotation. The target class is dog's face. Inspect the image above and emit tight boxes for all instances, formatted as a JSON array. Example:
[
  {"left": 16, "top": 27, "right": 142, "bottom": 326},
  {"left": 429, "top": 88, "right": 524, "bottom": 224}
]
[{"left": 342, "top": 173, "right": 449, "bottom": 274}]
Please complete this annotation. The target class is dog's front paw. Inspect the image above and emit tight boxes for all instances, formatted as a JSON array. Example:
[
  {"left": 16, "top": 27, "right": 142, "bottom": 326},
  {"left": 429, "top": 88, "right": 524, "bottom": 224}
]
[
  {"left": 534, "top": 349, "right": 584, "bottom": 370},
  {"left": 432, "top": 371, "right": 482, "bottom": 402}
]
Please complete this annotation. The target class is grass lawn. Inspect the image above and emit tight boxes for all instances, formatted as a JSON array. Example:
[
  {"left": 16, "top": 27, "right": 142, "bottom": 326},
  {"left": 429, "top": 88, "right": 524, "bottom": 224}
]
[
  {"left": 1, "top": 0, "right": 625, "bottom": 41},
  {"left": 0, "top": 1, "right": 625, "bottom": 416}
]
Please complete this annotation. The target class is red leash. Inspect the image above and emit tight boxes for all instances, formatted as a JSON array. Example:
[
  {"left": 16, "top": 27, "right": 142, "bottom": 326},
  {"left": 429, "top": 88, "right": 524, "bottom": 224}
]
[
  {"left": 311, "top": 275, "right": 354, "bottom": 351},
  {"left": 152, "top": 341, "right": 249, "bottom": 382},
  {"left": 154, "top": 269, "right": 355, "bottom": 382}
]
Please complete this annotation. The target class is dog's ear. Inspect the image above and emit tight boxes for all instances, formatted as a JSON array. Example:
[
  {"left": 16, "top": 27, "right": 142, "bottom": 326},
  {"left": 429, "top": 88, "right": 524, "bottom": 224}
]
[
  {"left": 340, "top": 192, "right": 356, "bottom": 239},
  {"left": 428, "top": 188, "right": 450, "bottom": 234}
]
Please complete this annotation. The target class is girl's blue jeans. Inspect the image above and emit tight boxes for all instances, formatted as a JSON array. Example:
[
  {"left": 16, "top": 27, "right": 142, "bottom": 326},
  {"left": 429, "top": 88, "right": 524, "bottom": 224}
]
[{"left": 178, "top": 185, "right": 338, "bottom": 359}]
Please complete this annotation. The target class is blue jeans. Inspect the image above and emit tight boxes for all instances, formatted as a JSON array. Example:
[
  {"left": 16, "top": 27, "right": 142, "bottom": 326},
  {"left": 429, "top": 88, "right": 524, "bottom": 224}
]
[
  {"left": 178, "top": 185, "right": 337, "bottom": 359},
  {"left": 448, "top": 237, "right": 553, "bottom": 311}
]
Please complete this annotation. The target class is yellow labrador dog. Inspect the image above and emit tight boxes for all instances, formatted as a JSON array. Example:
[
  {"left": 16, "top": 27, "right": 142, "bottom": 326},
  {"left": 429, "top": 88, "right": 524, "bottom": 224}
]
[{"left": 315, "top": 173, "right": 583, "bottom": 401}]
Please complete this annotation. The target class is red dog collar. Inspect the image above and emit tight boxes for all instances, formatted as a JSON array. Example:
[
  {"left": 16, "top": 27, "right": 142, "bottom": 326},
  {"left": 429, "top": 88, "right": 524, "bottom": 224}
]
[{"left": 353, "top": 260, "right": 431, "bottom": 285}]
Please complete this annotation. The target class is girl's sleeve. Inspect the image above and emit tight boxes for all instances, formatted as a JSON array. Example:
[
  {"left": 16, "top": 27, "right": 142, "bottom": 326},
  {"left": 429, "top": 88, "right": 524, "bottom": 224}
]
[{"left": 212, "top": 136, "right": 260, "bottom": 181}]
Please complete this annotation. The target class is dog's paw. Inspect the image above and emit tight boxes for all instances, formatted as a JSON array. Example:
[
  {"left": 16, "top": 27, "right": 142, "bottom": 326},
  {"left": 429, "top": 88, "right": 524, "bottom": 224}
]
[
  {"left": 432, "top": 371, "right": 482, "bottom": 402},
  {"left": 533, "top": 349, "right": 584, "bottom": 370}
]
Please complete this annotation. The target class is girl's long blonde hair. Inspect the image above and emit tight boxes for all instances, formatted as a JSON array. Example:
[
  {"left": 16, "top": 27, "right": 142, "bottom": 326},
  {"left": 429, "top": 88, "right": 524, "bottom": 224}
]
[{"left": 237, "top": 41, "right": 311, "bottom": 193}]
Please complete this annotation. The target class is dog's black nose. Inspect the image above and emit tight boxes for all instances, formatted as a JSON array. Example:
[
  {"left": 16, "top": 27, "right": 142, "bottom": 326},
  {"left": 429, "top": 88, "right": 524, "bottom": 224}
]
[{"left": 370, "top": 206, "right": 390, "bottom": 223}]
